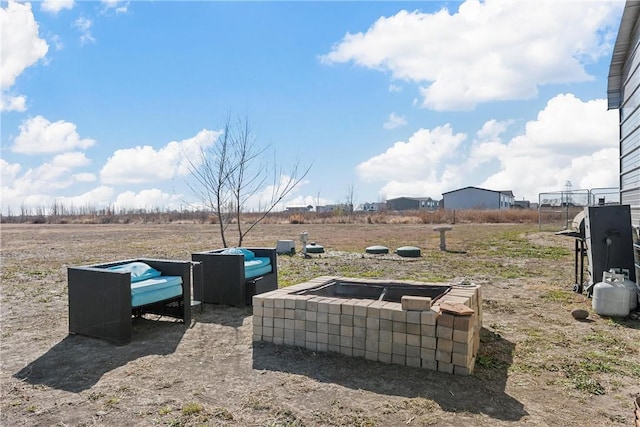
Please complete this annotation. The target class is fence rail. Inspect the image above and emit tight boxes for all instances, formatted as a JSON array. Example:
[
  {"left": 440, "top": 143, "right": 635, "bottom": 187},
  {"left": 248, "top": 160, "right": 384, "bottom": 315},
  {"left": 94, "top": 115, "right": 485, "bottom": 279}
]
[{"left": 538, "top": 187, "right": 620, "bottom": 231}]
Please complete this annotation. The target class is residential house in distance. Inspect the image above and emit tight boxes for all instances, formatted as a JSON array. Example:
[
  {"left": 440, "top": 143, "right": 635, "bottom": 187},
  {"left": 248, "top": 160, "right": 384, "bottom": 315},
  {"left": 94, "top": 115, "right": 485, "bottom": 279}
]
[
  {"left": 386, "top": 196, "right": 439, "bottom": 211},
  {"left": 442, "top": 186, "right": 515, "bottom": 210},
  {"left": 316, "top": 204, "right": 353, "bottom": 214},
  {"left": 359, "top": 202, "right": 386, "bottom": 212},
  {"left": 285, "top": 205, "right": 314, "bottom": 213},
  {"left": 607, "top": 0, "right": 640, "bottom": 225}
]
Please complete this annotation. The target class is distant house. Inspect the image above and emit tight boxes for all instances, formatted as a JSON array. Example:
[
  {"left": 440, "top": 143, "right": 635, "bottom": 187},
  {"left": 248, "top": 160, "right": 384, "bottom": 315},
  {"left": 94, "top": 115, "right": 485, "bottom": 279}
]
[
  {"left": 360, "top": 202, "right": 385, "bottom": 212},
  {"left": 316, "top": 204, "right": 353, "bottom": 214},
  {"left": 513, "top": 200, "right": 531, "bottom": 209},
  {"left": 386, "top": 197, "right": 439, "bottom": 211},
  {"left": 442, "top": 187, "right": 514, "bottom": 210},
  {"left": 285, "top": 205, "right": 313, "bottom": 213}
]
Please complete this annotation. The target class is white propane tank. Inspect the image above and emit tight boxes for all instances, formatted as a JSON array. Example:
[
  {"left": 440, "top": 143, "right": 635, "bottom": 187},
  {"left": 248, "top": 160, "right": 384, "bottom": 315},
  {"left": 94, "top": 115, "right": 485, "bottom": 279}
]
[
  {"left": 607, "top": 269, "right": 638, "bottom": 311},
  {"left": 592, "top": 271, "right": 631, "bottom": 317}
]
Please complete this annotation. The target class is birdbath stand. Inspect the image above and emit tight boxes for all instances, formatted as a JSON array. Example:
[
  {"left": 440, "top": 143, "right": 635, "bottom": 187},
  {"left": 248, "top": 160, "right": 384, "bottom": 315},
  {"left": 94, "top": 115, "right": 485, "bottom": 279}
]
[{"left": 433, "top": 226, "right": 453, "bottom": 251}]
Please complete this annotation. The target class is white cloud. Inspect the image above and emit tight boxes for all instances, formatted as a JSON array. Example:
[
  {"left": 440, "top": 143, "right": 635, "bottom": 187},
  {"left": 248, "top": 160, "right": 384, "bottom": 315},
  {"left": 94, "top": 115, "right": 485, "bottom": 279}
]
[
  {"left": 321, "top": 0, "right": 622, "bottom": 111},
  {"left": 51, "top": 151, "right": 91, "bottom": 168},
  {"left": 56, "top": 186, "right": 115, "bottom": 211},
  {"left": 41, "top": 0, "right": 74, "bottom": 14},
  {"left": 388, "top": 84, "right": 402, "bottom": 93},
  {"left": 476, "top": 94, "right": 619, "bottom": 200},
  {"left": 1, "top": 159, "right": 22, "bottom": 184},
  {"left": 358, "top": 94, "right": 618, "bottom": 202},
  {"left": 74, "top": 17, "right": 95, "bottom": 45},
  {"left": 13, "top": 116, "right": 96, "bottom": 154},
  {"left": 0, "top": 1, "right": 49, "bottom": 111},
  {"left": 0, "top": 94, "right": 26, "bottom": 112},
  {"left": 383, "top": 112, "right": 407, "bottom": 130},
  {"left": 101, "top": 0, "right": 129, "bottom": 14},
  {"left": 72, "top": 173, "right": 97, "bottom": 183},
  {"left": 114, "top": 189, "right": 182, "bottom": 211},
  {"left": 357, "top": 124, "right": 467, "bottom": 184},
  {"left": 100, "top": 129, "right": 221, "bottom": 184}
]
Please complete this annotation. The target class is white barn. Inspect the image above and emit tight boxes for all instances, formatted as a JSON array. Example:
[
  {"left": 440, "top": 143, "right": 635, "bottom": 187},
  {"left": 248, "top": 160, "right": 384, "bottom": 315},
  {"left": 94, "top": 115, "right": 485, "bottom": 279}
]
[
  {"left": 607, "top": 1, "right": 640, "bottom": 225},
  {"left": 442, "top": 187, "right": 514, "bottom": 210}
]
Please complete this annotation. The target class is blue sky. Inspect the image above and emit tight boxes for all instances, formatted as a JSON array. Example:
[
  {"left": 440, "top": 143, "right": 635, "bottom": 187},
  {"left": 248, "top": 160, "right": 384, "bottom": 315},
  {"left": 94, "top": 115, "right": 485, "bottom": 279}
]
[{"left": 0, "top": 0, "right": 627, "bottom": 215}]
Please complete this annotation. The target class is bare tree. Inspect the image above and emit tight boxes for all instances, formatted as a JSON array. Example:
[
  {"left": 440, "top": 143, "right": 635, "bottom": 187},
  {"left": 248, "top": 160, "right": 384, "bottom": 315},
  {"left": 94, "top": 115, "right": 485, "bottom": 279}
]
[
  {"left": 188, "top": 114, "right": 311, "bottom": 247},
  {"left": 345, "top": 184, "right": 355, "bottom": 218}
]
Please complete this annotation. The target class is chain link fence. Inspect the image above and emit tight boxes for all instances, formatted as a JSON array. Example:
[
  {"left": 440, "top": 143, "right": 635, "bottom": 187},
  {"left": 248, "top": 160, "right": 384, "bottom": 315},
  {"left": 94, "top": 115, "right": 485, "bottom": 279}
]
[{"left": 538, "top": 187, "right": 619, "bottom": 231}]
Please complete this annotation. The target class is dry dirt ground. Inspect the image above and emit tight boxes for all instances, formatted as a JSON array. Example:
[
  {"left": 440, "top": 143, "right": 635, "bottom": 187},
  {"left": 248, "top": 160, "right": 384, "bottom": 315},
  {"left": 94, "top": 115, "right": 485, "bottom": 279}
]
[{"left": 1, "top": 222, "right": 639, "bottom": 426}]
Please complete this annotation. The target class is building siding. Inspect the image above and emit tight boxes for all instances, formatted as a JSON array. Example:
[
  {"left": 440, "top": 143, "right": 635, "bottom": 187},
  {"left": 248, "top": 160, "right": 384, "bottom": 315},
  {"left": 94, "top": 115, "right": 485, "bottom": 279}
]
[
  {"left": 609, "top": 1, "right": 640, "bottom": 225},
  {"left": 443, "top": 187, "right": 514, "bottom": 210}
]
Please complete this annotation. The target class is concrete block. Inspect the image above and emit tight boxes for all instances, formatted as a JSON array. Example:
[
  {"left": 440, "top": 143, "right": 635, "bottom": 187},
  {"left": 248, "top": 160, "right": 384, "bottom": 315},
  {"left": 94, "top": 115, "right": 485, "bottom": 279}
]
[
  {"left": 263, "top": 317, "right": 274, "bottom": 328},
  {"left": 317, "top": 322, "right": 328, "bottom": 334},
  {"left": 317, "top": 332, "right": 328, "bottom": 344},
  {"left": 274, "top": 328, "right": 284, "bottom": 339},
  {"left": 407, "top": 334, "right": 421, "bottom": 347},
  {"left": 252, "top": 334, "right": 262, "bottom": 342},
  {"left": 353, "top": 327, "right": 366, "bottom": 339},
  {"left": 378, "top": 353, "right": 392, "bottom": 364},
  {"left": 406, "top": 345, "right": 420, "bottom": 358},
  {"left": 305, "top": 311, "right": 317, "bottom": 322},
  {"left": 380, "top": 330, "right": 393, "bottom": 343},
  {"left": 436, "top": 349, "right": 451, "bottom": 363},
  {"left": 340, "top": 336, "right": 353, "bottom": 348},
  {"left": 365, "top": 350, "right": 378, "bottom": 361},
  {"left": 366, "top": 328, "right": 380, "bottom": 342},
  {"left": 406, "top": 356, "right": 421, "bottom": 368},
  {"left": 341, "top": 301, "right": 355, "bottom": 315},
  {"left": 340, "top": 314, "right": 354, "bottom": 327},
  {"left": 392, "top": 309, "right": 407, "bottom": 322},
  {"left": 379, "top": 341, "right": 392, "bottom": 354},
  {"left": 421, "top": 325, "right": 436, "bottom": 337},
  {"left": 340, "top": 325, "right": 353, "bottom": 337},
  {"left": 380, "top": 319, "right": 393, "bottom": 331},
  {"left": 353, "top": 337, "right": 366, "bottom": 350},
  {"left": 317, "top": 342, "right": 328, "bottom": 353},
  {"left": 421, "top": 336, "right": 437, "bottom": 349},
  {"left": 263, "top": 298, "right": 275, "bottom": 308},
  {"left": 284, "top": 308, "right": 295, "bottom": 319},
  {"left": 391, "top": 354, "right": 406, "bottom": 365},
  {"left": 421, "top": 348, "right": 436, "bottom": 361},
  {"left": 353, "top": 316, "right": 366, "bottom": 328},
  {"left": 438, "top": 312, "right": 455, "bottom": 328},
  {"left": 438, "top": 338, "right": 453, "bottom": 353},
  {"left": 407, "top": 323, "right": 421, "bottom": 335},
  {"left": 402, "top": 296, "right": 432, "bottom": 311},
  {"left": 422, "top": 359, "right": 438, "bottom": 371},
  {"left": 392, "top": 321, "right": 407, "bottom": 333},
  {"left": 421, "top": 311, "right": 438, "bottom": 326},
  {"left": 453, "top": 328, "right": 474, "bottom": 343},
  {"left": 274, "top": 318, "right": 285, "bottom": 329},
  {"left": 366, "top": 317, "right": 380, "bottom": 330},
  {"left": 392, "top": 332, "right": 407, "bottom": 344},
  {"left": 253, "top": 306, "right": 264, "bottom": 316},
  {"left": 392, "top": 343, "right": 406, "bottom": 356},
  {"left": 454, "top": 314, "right": 476, "bottom": 331},
  {"left": 253, "top": 315, "right": 263, "bottom": 326},
  {"left": 305, "top": 331, "right": 317, "bottom": 343},
  {"left": 328, "top": 314, "right": 340, "bottom": 325},
  {"left": 437, "top": 325, "right": 453, "bottom": 340},
  {"left": 437, "top": 361, "right": 454, "bottom": 374}
]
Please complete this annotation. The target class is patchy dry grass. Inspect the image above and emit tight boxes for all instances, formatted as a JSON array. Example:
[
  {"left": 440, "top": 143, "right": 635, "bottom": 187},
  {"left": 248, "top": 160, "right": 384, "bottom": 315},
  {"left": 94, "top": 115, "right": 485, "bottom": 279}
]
[{"left": 1, "top": 222, "right": 639, "bottom": 427}]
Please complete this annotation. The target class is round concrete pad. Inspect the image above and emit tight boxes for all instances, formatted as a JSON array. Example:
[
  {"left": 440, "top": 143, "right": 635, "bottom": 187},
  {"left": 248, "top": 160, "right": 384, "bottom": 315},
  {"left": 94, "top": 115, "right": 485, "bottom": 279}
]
[
  {"left": 305, "top": 244, "right": 325, "bottom": 254},
  {"left": 366, "top": 245, "right": 389, "bottom": 254},
  {"left": 395, "top": 246, "right": 421, "bottom": 257}
]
